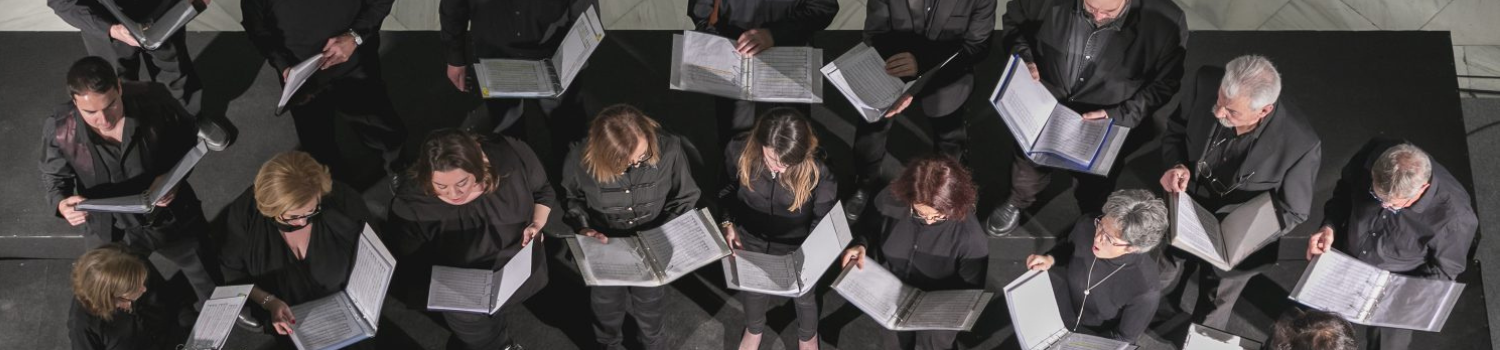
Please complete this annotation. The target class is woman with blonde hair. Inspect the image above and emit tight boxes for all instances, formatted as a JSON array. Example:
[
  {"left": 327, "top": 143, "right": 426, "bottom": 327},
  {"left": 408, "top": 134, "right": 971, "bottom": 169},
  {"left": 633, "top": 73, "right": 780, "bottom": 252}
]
[
  {"left": 220, "top": 151, "right": 375, "bottom": 349},
  {"left": 719, "top": 107, "right": 836, "bottom": 350},
  {"left": 68, "top": 243, "right": 176, "bottom": 349},
  {"left": 561, "top": 104, "right": 700, "bottom": 350}
]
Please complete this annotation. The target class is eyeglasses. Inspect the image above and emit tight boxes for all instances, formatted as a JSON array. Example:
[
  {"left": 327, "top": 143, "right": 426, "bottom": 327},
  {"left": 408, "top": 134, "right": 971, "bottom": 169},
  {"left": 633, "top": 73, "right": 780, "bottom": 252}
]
[
  {"left": 629, "top": 152, "right": 649, "bottom": 168},
  {"left": 1094, "top": 217, "right": 1131, "bottom": 247},
  {"left": 1194, "top": 126, "right": 1256, "bottom": 197},
  {"left": 1369, "top": 188, "right": 1405, "bottom": 214},
  {"left": 280, "top": 203, "right": 322, "bottom": 222},
  {"left": 911, "top": 208, "right": 949, "bottom": 225}
]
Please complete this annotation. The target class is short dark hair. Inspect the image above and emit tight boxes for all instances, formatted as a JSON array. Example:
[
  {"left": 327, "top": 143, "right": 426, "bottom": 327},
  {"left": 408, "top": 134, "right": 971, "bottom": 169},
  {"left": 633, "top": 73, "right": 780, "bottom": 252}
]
[
  {"left": 889, "top": 155, "right": 977, "bottom": 220},
  {"left": 67, "top": 56, "right": 119, "bottom": 96},
  {"left": 1270, "top": 308, "right": 1356, "bottom": 350},
  {"left": 408, "top": 128, "right": 499, "bottom": 196}
]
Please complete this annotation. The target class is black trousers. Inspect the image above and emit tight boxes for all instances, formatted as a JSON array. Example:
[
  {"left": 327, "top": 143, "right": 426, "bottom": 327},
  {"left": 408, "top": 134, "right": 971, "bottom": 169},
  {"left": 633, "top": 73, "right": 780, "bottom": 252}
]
[
  {"left": 1156, "top": 249, "right": 1258, "bottom": 329},
  {"left": 853, "top": 106, "right": 968, "bottom": 183},
  {"left": 461, "top": 86, "right": 590, "bottom": 165},
  {"left": 881, "top": 329, "right": 959, "bottom": 350},
  {"left": 590, "top": 285, "right": 667, "bottom": 350},
  {"left": 443, "top": 311, "right": 511, "bottom": 350},
  {"left": 80, "top": 30, "right": 201, "bottom": 114},
  {"left": 1006, "top": 148, "right": 1120, "bottom": 214},
  {"left": 737, "top": 233, "right": 819, "bottom": 341},
  {"left": 287, "top": 63, "right": 407, "bottom": 179}
]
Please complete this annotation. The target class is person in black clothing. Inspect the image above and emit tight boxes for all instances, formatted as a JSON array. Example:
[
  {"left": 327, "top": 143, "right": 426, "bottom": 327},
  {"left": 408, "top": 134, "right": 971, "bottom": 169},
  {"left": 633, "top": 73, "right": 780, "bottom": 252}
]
[
  {"left": 440, "top": 0, "right": 597, "bottom": 154},
  {"left": 840, "top": 155, "right": 987, "bottom": 350},
  {"left": 687, "top": 0, "right": 837, "bottom": 148},
  {"left": 386, "top": 129, "right": 555, "bottom": 350},
  {"left": 561, "top": 105, "right": 701, "bottom": 350},
  {"left": 718, "top": 108, "right": 836, "bottom": 350},
  {"left": 1024, "top": 189, "right": 1167, "bottom": 343},
  {"left": 847, "top": 0, "right": 995, "bottom": 222},
  {"left": 41, "top": 57, "right": 216, "bottom": 309},
  {"left": 221, "top": 151, "right": 374, "bottom": 349},
  {"left": 48, "top": 0, "right": 203, "bottom": 115},
  {"left": 69, "top": 244, "right": 183, "bottom": 350},
  {"left": 1268, "top": 308, "right": 1357, "bottom": 350},
  {"left": 1306, "top": 140, "right": 1477, "bottom": 350},
  {"left": 986, "top": 0, "right": 1188, "bottom": 235},
  {"left": 1156, "top": 55, "right": 1322, "bottom": 329},
  {"left": 241, "top": 0, "right": 407, "bottom": 185}
]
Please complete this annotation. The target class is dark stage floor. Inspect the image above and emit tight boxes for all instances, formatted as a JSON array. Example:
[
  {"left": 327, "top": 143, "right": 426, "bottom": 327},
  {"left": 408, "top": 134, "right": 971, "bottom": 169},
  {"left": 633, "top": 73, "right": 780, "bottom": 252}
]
[{"left": 0, "top": 30, "right": 1489, "bottom": 349}]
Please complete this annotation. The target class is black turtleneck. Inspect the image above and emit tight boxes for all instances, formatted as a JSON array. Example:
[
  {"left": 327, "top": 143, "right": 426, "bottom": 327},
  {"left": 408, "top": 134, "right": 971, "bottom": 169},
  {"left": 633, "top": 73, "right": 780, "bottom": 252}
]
[
  {"left": 853, "top": 188, "right": 988, "bottom": 291},
  {"left": 1046, "top": 215, "right": 1160, "bottom": 343}
]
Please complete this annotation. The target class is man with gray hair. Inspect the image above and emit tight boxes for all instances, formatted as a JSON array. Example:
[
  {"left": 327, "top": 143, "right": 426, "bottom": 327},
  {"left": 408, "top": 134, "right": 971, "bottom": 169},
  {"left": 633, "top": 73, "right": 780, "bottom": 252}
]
[
  {"left": 1156, "top": 55, "right": 1322, "bottom": 329},
  {"left": 1308, "top": 139, "right": 1476, "bottom": 350},
  {"left": 1025, "top": 189, "right": 1168, "bottom": 343}
]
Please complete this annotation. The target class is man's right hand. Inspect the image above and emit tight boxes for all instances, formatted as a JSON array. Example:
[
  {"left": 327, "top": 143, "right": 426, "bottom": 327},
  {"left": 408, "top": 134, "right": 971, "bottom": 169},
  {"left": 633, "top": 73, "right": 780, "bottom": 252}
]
[
  {"left": 446, "top": 65, "right": 467, "bottom": 92},
  {"left": 1026, "top": 62, "right": 1041, "bottom": 82},
  {"left": 263, "top": 298, "right": 296, "bottom": 335},
  {"left": 109, "top": 24, "right": 141, "bottom": 48},
  {"left": 885, "top": 52, "right": 919, "bottom": 78},
  {"left": 1160, "top": 164, "right": 1191, "bottom": 193},
  {"left": 581, "top": 228, "right": 608, "bottom": 244},
  {"left": 59, "top": 196, "right": 88, "bottom": 226},
  {"left": 1307, "top": 225, "right": 1335, "bottom": 260}
]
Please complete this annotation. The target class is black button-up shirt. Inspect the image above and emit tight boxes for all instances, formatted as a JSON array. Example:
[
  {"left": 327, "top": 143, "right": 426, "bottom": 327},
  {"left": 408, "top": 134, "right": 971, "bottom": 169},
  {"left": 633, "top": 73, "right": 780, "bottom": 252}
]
[
  {"left": 561, "top": 131, "right": 702, "bottom": 236},
  {"left": 439, "top": 0, "right": 597, "bottom": 65},
  {"left": 1061, "top": 0, "right": 1129, "bottom": 94},
  {"left": 716, "top": 136, "right": 837, "bottom": 245},
  {"left": 1193, "top": 114, "right": 1268, "bottom": 200},
  {"left": 1046, "top": 216, "right": 1159, "bottom": 342},
  {"left": 241, "top": 0, "right": 392, "bottom": 74},
  {"left": 853, "top": 188, "right": 988, "bottom": 290}
]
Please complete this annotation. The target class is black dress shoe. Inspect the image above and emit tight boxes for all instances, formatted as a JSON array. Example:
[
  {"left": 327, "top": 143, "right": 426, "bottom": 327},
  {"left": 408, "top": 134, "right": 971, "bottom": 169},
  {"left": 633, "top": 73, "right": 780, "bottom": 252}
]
[
  {"left": 235, "top": 307, "right": 262, "bottom": 332},
  {"left": 196, "top": 116, "right": 234, "bottom": 151},
  {"left": 984, "top": 204, "right": 1021, "bottom": 237},
  {"left": 846, "top": 188, "right": 871, "bottom": 223}
]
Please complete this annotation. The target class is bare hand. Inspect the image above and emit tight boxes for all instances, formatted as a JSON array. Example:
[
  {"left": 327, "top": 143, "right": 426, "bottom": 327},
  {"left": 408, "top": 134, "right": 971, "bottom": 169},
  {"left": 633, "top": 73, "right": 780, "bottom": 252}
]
[
  {"left": 59, "top": 196, "right": 89, "bottom": 226},
  {"left": 319, "top": 34, "right": 357, "bottom": 70},
  {"left": 522, "top": 222, "right": 543, "bottom": 247},
  {"left": 150, "top": 174, "right": 177, "bottom": 207},
  {"left": 736, "top": 29, "right": 774, "bottom": 56},
  {"left": 264, "top": 298, "right": 296, "bottom": 335},
  {"left": 1025, "top": 254, "right": 1054, "bottom": 271},
  {"left": 446, "top": 65, "right": 467, "bottom": 92},
  {"left": 840, "top": 246, "right": 866, "bottom": 269},
  {"left": 884, "top": 94, "right": 914, "bottom": 118},
  {"left": 884, "top": 52, "right": 919, "bottom": 78},
  {"left": 1081, "top": 110, "right": 1108, "bottom": 120},
  {"left": 722, "top": 223, "right": 743, "bottom": 252},
  {"left": 1026, "top": 62, "right": 1040, "bottom": 82},
  {"left": 109, "top": 24, "right": 141, "bottom": 48},
  {"left": 581, "top": 229, "right": 608, "bottom": 244},
  {"left": 1307, "top": 225, "right": 1335, "bottom": 260},
  {"left": 1160, "top": 164, "right": 1191, "bottom": 193},
  {"left": 281, "top": 68, "right": 290, "bottom": 82}
]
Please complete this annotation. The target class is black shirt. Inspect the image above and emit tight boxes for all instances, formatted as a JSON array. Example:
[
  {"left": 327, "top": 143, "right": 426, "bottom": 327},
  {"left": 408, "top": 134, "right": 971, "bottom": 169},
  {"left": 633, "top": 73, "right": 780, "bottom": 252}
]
[
  {"left": 561, "top": 131, "right": 701, "bottom": 236},
  {"left": 387, "top": 137, "right": 557, "bottom": 270},
  {"left": 48, "top": 0, "right": 172, "bottom": 38},
  {"left": 241, "top": 0, "right": 392, "bottom": 74},
  {"left": 1046, "top": 216, "right": 1160, "bottom": 342},
  {"left": 67, "top": 300, "right": 173, "bottom": 350},
  {"left": 688, "top": 0, "right": 838, "bottom": 47},
  {"left": 717, "top": 136, "right": 837, "bottom": 245},
  {"left": 853, "top": 188, "right": 988, "bottom": 290},
  {"left": 1061, "top": 0, "right": 1128, "bottom": 92},
  {"left": 221, "top": 182, "right": 372, "bottom": 306},
  {"left": 1194, "top": 117, "right": 1268, "bottom": 200},
  {"left": 1323, "top": 139, "right": 1478, "bottom": 280},
  {"left": 439, "top": 0, "right": 597, "bottom": 65}
]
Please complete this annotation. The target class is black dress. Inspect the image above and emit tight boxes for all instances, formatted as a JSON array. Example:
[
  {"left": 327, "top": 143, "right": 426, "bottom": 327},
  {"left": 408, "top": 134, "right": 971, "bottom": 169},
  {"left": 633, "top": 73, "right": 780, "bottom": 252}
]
[{"left": 386, "top": 137, "right": 555, "bottom": 350}]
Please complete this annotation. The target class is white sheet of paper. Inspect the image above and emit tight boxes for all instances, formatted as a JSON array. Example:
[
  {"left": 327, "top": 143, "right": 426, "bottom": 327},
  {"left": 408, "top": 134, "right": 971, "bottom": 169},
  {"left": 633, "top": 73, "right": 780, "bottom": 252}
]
[
  {"left": 832, "top": 263, "right": 911, "bottom": 327},
  {"left": 902, "top": 289, "right": 987, "bottom": 330},
  {"left": 427, "top": 266, "right": 494, "bottom": 313},
  {"left": 991, "top": 55, "right": 1058, "bottom": 150},
  {"left": 279, "top": 54, "right": 325, "bottom": 109},
  {"left": 491, "top": 242, "right": 535, "bottom": 314},
  {"left": 184, "top": 284, "right": 253, "bottom": 350},
  {"left": 730, "top": 251, "right": 799, "bottom": 293},
  {"left": 646, "top": 209, "right": 730, "bottom": 278},
  {"left": 1032, "top": 109, "right": 1111, "bottom": 166},
  {"left": 475, "top": 59, "right": 553, "bottom": 97},
  {"left": 678, "top": 31, "right": 747, "bottom": 98},
  {"left": 551, "top": 5, "right": 605, "bottom": 91},
  {"left": 1003, "top": 270, "right": 1068, "bottom": 350},
  {"left": 1291, "top": 250, "right": 1386, "bottom": 321},
  {"left": 822, "top": 43, "right": 904, "bottom": 110},
  {"left": 345, "top": 226, "right": 394, "bottom": 329},
  {"left": 1172, "top": 193, "right": 1227, "bottom": 268},
  {"left": 572, "top": 235, "right": 656, "bottom": 285},
  {"left": 1183, "top": 323, "right": 1260, "bottom": 350},
  {"left": 290, "top": 295, "right": 363, "bottom": 350},
  {"left": 749, "top": 48, "right": 821, "bottom": 102}
]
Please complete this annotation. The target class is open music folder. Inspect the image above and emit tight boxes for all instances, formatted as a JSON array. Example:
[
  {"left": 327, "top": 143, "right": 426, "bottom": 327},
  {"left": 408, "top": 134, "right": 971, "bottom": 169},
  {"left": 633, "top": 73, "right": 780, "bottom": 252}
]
[
  {"left": 180, "top": 284, "right": 253, "bottom": 350},
  {"left": 474, "top": 5, "right": 605, "bottom": 98},
  {"left": 989, "top": 54, "right": 1128, "bottom": 176},
  {"left": 670, "top": 31, "right": 823, "bottom": 103},
  {"left": 289, "top": 225, "right": 396, "bottom": 350},
  {"left": 1169, "top": 192, "right": 1283, "bottom": 271},
  {"left": 98, "top": 0, "right": 201, "bottom": 50},
  {"left": 821, "top": 43, "right": 957, "bottom": 122},
  {"left": 565, "top": 208, "right": 732, "bottom": 287},
  {"left": 1290, "top": 250, "right": 1465, "bottom": 332},
  {"left": 276, "top": 53, "right": 326, "bottom": 115},
  {"left": 1003, "top": 270, "right": 1136, "bottom": 350},
  {"left": 77, "top": 139, "right": 208, "bottom": 214},
  {"left": 1182, "top": 323, "right": 1262, "bottom": 350},
  {"left": 831, "top": 261, "right": 992, "bottom": 331},
  {"left": 721, "top": 202, "right": 853, "bottom": 297},
  {"left": 427, "top": 243, "right": 534, "bottom": 314}
]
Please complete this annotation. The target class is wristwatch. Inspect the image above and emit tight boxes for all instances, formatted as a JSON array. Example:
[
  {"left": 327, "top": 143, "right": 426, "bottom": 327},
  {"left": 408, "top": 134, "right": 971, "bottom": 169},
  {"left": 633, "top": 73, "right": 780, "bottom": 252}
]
[{"left": 346, "top": 29, "right": 363, "bottom": 46}]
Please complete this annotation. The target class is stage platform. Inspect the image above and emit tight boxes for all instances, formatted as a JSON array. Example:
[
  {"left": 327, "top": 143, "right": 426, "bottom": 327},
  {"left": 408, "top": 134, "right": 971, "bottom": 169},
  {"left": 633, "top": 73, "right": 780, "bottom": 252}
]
[{"left": 0, "top": 30, "right": 1490, "bottom": 349}]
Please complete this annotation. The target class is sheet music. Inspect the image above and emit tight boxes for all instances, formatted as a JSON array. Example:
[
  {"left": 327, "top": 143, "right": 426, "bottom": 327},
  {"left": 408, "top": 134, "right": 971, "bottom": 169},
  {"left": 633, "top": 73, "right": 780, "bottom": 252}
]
[
  {"left": 903, "top": 290, "right": 986, "bottom": 329},
  {"left": 643, "top": 210, "right": 729, "bottom": 278},
  {"left": 1291, "top": 251, "right": 1386, "bottom": 320},
  {"left": 551, "top": 5, "right": 605, "bottom": 90},
  {"left": 149, "top": 140, "right": 208, "bottom": 204},
  {"left": 184, "top": 285, "right": 252, "bottom": 350},
  {"left": 427, "top": 266, "right": 493, "bottom": 312},
  {"left": 992, "top": 55, "right": 1058, "bottom": 149},
  {"left": 1366, "top": 273, "right": 1465, "bottom": 331},
  {"left": 832, "top": 263, "right": 912, "bottom": 327},
  {"left": 345, "top": 226, "right": 394, "bottom": 329},
  {"left": 291, "top": 295, "right": 363, "bottom": 350},
  {"left": 678, "top": 31, "right": 747, "bottom": 98},
  {"left": 749, "top": 48, "right": 821, "bottom": 102},
  {"left": 491, "top": 242, "right": 535, "bottom": 313},
  {"left": 1173, "top": 193, "right": 1227, "bottom": 268},
  {"left": 476, "top": 59, "right": 553, "bottom": 96},
  {"left": 279, "top": 54, "right": 325, "bottom": 109},
  {"left": 823, "top": 43, "right": 904, "bottom": 110},
  {"left": 731, "top": 251, "right": 799, "bottom": 292},
  {"left": 1004, "top": 270, "right": 1069, "bottom": 350},
  {"left": 1053, "top": 333, "right": 1134, "bottom": 350},
  {"left": 1183, "top": 323, "right": 1260, "bottom": 350},
  {"left": 1032, "top": 108, "right": 1111, "bottom": 166},
  {"left": 796, "top": 203, "right": 853, "bottom": 290},
  {"left": 78, "top": 140, "right": 208, "bottom": 213},
  {"left": 1220, "top": 193, "right": 1282, "bottom": 265},
  {"left": 572, "top": 235, "right": 656, "bottom": 285}
]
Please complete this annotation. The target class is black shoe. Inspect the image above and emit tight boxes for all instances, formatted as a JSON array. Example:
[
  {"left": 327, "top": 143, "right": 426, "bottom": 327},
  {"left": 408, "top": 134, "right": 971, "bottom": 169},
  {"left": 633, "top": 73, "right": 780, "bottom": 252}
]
[
  {"left": 388, "top": 172, "right": 405, "bottom": 196},
  {"left": 196, "top": 115, "right": 234, "bottom": 151},
  {"left": 985, "top": 204, "right": 1021, "bottom": 237},
  {"left": 846, "top": 188, "right": 871, "bottom": 223},
  {"left": 235, "top": 307, "right": 262, "bottom": 332}
]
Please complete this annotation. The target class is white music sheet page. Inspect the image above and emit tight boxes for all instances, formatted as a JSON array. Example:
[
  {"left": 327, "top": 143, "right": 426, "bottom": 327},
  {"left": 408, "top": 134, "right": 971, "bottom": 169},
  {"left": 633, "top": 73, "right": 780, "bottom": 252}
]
[
  {"left": 551, "top": 5, "right": 604, "bottom": 90},
  {"left": 1173, "top": 194, "right": 1227, "bottom": 267},
  {"left": 345, "top": 227, "right": 394, "bottom": 329},
  {"left": 1004, "top": 270, "right": 1068, "bottom": 350},
  {"left": 290, "top": 295, "right": 362, "bottom": 350},
  {"left": 279, "top": 54, "right": 325, "bottom": 109},
  {"left": 1183, "top": 323, "right": 1259, "bottom": 350},
  {"left": 1367, "top": 274, "right": 1465, "bottom": 331},
  {"left": 992, "top": 55, "right": 1058, "bottom": 149},
  {"left": 903, "top": 289, "right": 986, "bottom": 329},
  {"left": 184, "top": 284, "right": 252, "bottom": 350},
  {"left": 1031, "top": 109, "right": 1111, "bottom": 166},
  {"left": 731, "top": 251, "right": 799, "bottom": 293},
  {"left": 679, "top": 31, "right": 747, "bottom": 98},
  {"left": 833, "top": 263, "right": 910, "bottom": 327},
  {"left": 428, "top": 266, "right": 493, "bottom": 312},
  {"left": 1291, "top": 251, "right": 1385, "bottom": 320},
  {"left": 748, "top": 47, "right": 820, "bottom": 102},
  {"left": 491, "top": 242, "right": 535, "bottom": 314},
  {"left": 476, "top": 59, "right": 553, "bottom": 96},
  {"left": 1055, "top": 333, "right": 1133, "bottom": 350},
  {"left": 824, "top": 44, "right": 903, "bottom": 109},
  {"left": 573, "top": 235, "right": 656, "bottom": 285},
  {"left": 645, "top": 210, "right": 728, "bottom": 278}
]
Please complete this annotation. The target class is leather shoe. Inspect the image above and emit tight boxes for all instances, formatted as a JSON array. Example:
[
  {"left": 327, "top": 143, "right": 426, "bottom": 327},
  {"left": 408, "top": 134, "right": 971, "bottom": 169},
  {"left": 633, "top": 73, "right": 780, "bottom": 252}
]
[
  {"left": 985, "top": 203, "right": 1021, "bottom": 237},
  {"left": 845, "top": 188, "right": 871, "bottom": 223},
  {"left": 235, "top": 307, "right": 262, "bottom": 332}
]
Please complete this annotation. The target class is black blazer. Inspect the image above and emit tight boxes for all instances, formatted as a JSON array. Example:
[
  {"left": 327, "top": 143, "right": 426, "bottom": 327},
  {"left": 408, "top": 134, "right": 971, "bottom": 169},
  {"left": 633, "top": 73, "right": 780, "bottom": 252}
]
[
  {"left": 1163, "top": 66, "right": 1322, "bottom": 235},
  {"left": 687, "top": 0, "right": 838, "bottom": 47},
  {"left": 1000, "top": 0, "right": 1187, "bottom": 128},
  {"left": 864, "top": 0, "right": 996, "bottom": 117}
]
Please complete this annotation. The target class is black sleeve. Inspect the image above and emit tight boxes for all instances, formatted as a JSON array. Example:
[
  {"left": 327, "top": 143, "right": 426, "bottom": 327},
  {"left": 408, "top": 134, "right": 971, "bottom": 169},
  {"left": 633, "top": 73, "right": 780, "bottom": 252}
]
[
  {"left": 560, "top": 146, "right": 593, "bottom": 233},
  {"left": 240, "top": 0, "right": 299, "bottom": 73},
  {"left": 1102, "top": 12, "right": 1188, "bottom": 128},
  {"left": 946, "top": 0, "right": 997, "bottom": 70},
  {"left": 1110, "top": 287, "right": 1160, "bottom": 342},
  {"left": 661, "top": 140, "right": 703, "bottom": 218},
  {"left": 349, "top": 0, "right": 394, "bottom": 41},
  {"left": 1162, "top": 68, "right": 1212, "bottom": 168},
  {"left": 507, "top": 138, "right": 559, "bottom": 211},
  {"left": 67, "top": 308, "right": 105, "bottom": 350},
  {"left": 715, "top": 137, "right": 747, "bottom": 223},
  {"left": 437, "top": 0, "right": 471, "bottom": 66},
  {"left": 687, "top": 0, "right": 711, "bottom": 30},
  {"left": 809, "top": 160, "right": 838, "bottom": 222},
  {"left": 1273, "top": 140, "right": 1320, "bottom": 236},
  {"left": 220, "top": 192, "right": 256, "bottom": 285},
  {"left": 1423, "top": 191, "right": 1478, "bottom": 280},
  {"left": 383, "top": 197, "right": 435, "bottom": 258},
  {"left": 39, "top": 113, "right": 77, "bottom": 218},
  {"left": 763, "top": 0, "right": 838, "bottom": 46},
  {"left": 48, "top": 0, "right": 115, "bottom": 38},
  {"left": 1047, "top": 216, "right": 1092, "bottom": 264},
  {"left": 956, "top": 220, "right": 990, "bottom": 287},
  {"left": 1000, "top": 0, "right": 1045, "bottom": 63}
]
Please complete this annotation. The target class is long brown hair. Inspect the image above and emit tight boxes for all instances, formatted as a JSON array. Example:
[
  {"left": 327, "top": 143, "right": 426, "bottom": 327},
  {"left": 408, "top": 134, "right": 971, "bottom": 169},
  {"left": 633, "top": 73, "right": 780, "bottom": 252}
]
[
  {"left": 71, "top": 244, "right": 147, "bottom": 321},
  {"left": 889, "top": 155, "right": 977, "bottom": 220},
  {"left": 582, "top": 104, "right": 660, "bottom": 184},
  {"left": 408, "top": 128, "right": 499, "bottom": 196},
  {"left": 737, "top": 107, "right": 821, "bottom": 212}
]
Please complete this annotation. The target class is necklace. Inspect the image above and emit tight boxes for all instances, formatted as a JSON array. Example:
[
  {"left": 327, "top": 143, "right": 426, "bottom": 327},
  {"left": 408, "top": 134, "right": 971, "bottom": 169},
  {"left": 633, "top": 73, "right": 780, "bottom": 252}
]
[{"left": 1074, "top": 256, "right": 1126, "bottom": 332}]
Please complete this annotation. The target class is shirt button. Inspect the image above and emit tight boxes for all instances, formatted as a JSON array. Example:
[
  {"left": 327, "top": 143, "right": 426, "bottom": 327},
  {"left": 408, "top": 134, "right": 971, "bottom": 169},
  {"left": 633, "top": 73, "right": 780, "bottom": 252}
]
[
  {"left": 625, "top": 190, "right": 631, "bottom": 194},
  {"left": 1086, "top": 55, "right": 1092, "bottom": 59},
  {"left": 1079, "top": 78, "right": 1085, "bottom": 82}
]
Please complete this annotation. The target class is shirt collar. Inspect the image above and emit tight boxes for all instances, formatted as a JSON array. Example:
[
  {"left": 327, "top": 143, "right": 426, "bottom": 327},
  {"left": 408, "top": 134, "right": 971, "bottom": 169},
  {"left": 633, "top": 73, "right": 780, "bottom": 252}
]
[{"left": 1075, "top": 0, "right": 1132, "bottom": 30}]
